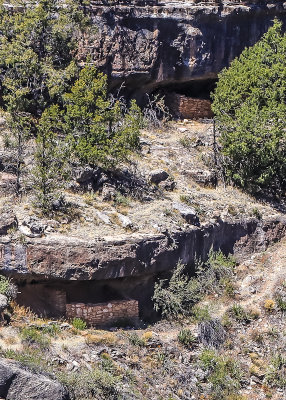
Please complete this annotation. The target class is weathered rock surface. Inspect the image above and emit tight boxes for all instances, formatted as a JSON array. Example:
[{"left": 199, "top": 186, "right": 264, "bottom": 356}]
[
  {"left": 1, "top": 216, "right": 285, "bottom": 282},
  {"left": 198, "top": 319, "right": 227, "bottom": 348},
  {"left": 172, "top": 202, "right": 199, "bottom": 225},
  {"left": 0, "top": 211, "right": 17, "bottom": 236},
  {"left": 149, "top": 169, "right": 169, "bottom": 184},
  {"left": 86, "top": 0, "right": 286, "bottom": 95},
  {"left": 0, "top": 358, "right": 70, "bottom": 400},
  {"left": 0, "top": 294, "right": 8, "bottom": 312}
]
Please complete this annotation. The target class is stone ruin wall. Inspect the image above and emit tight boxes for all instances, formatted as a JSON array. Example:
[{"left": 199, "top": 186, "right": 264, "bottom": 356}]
[
  {"left": 66, "top": 299, "right": 139, "bottom": 326},
  {"left": 166, "top": 93, "right": 213, "bottom": 120}
]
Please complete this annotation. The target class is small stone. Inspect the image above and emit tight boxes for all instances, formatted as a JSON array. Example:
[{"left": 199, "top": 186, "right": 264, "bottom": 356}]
[
  {"left": 172, "top": 202, "right": 200, "bottom": 226},
  {"left": 101, "top": 183, "right": 116, "bottom": 201},
  {"left": 96, "top": 211, "right": 111, "bottom": 225},
  {"left": 117, "top": 213, "right": 132, "bottom": 228}
]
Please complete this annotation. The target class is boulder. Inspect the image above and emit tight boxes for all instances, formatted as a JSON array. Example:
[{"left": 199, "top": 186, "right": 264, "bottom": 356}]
[
  {"left": 149, "top": 169, "right": 169, "bottom": 184},
  {"left": 22, "top": 217, "right": 47, "bottom": 236},
  {"left": 0, "top": 173, "right": 17, "bottom": 194},
  {"left": 198, "top": 319, "right": 226, "bottom": 348},
  {"left": 172, "top": 202, "right": 199, "bottom": 226},
  {"left": 73, "top": 166, "right": 105, "bottom": 192},
  {"left": 96, "top": 210, "right": 111, "bottom": 225},
  {"left": 74, "top": 166, "right": 96, "bottom": 184},
  {"left": 0, "top": 210, "right": 17, "bottom": 235},
  {"left": 117, "top": 213, "right": 132, "bottom": 228},
  {"left": 0, "top": 358, "right": 70, "bottom": 400}
]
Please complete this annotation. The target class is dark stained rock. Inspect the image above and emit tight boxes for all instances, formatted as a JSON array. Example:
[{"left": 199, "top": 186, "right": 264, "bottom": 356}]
[
  {"left": 85, "top": 1, "right": 286, "bottom": 97},
  {"left": 1, "top": 216, "right": 285, "bottom": 283},
  {"left": 0, "top": 358, "right": 70, "bottom": 400},
  {"left": 198, "top": 319, "right": 227, "bottom": 348},
  {"left": 149, "top": 169, "right": 169, "bottom": 184},
  {"left": 158, "top": 177, "right": 176, "bottom": 191}
]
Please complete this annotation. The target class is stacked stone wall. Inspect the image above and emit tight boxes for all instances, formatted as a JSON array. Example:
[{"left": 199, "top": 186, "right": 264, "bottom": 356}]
[
  {"left": 166, "top": 93, "right": 213, "bottom": 120},
  {"left": 66, "top": 300, "right": 139, "bottom": 326}
]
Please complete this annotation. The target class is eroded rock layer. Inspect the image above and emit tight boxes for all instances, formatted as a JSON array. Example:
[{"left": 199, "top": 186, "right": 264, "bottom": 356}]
[
  {"left": 1, "top": 216, "right": 285, "bottom": 281},
  {"left": 86, "top": 1, "right": 286, "bottom": 95}
]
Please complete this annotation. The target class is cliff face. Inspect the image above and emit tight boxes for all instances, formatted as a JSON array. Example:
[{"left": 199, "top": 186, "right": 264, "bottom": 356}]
[
  {"left": 87, "top": 1, "right": 286, "bottom": 96},
  {"left": 1, "top": 217, "right": 285, "bottom": 281},
  {"left": 2, "top": 216, "right": 286, "bottom": 318}
]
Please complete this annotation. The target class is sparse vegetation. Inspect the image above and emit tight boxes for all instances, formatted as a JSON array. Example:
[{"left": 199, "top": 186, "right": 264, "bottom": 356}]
[
  {"left": 228, "top": 304, "right": 259, "bottom": 324},
  {"left": 57, "top": 367, "right": 121, "bottom": 400},
  {"left": 128, "top": 332, "right": 146, "bottom": 347},
  {"left": 274, "top": 281, "right": 286, "bottom": 312},
  {"left": 266, "top": 353, "right": 286, "bottom": 389},
  {"left": 153, "top": 249, "right": 236, "bottom": 319},
  {"left": 177, "top": 329, "right": 196, "bottom": 348},
  {"left": 71, "top": 317, "right": 87, "bottom": 330},
  {"left": 199, "top": 349, "right": 243, "bottom": 400},
  {"left": 20, "top": 326, "right": 51, "bottom": 349}
]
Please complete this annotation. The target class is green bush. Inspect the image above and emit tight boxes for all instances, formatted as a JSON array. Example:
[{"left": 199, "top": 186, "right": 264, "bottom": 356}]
[
  {"left": 64, "top": 65, "right": 142, "bottom": 169},
  {"left": 71, "top": 318, "right": 87, "bottom": 330},
  {"left": 177, "top": 329, "right": 196, "bottom": 348},
  {"left": 20, "top": 327, "right": 50, "bottom": 349},
  {"left": 228, "top": 304, "right": 258, "bottom": 324},
  {"left": 191, "top": 304, "right": 211, "bottom": 323},
  {"left": 0, "top": 275, "right": 17, "bottom": 301},
  {"left": 152, "top": 261, "right": 202, "bottom": 319},
  {"left": 152, "top": 249, "right": 236, "bottom": 319},
  {"left": 128, "top": 333, "right": 145, "bottom": 347},
  {"left": 196, "top": 249, "right": 236, "bottom": 295},
  {"left": 274, "top": 281, "right": 286, "bottom": 312},
  {"left": 212, "top": 19, "right": 286, "bottom": 194},
  {"left": 266, "top": 353, "right": 286, "bottom": 388},
  {"left": 57, "top": 368, "right": 121, "bottom": 400},
  {"left": 199, "top": 349, "right": 242, "bottom": 400}
]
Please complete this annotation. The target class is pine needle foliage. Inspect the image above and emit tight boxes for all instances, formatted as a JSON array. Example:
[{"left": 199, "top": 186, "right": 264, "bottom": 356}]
[{"left": 212, "top": 19, "right": 286, "bottom": 194}]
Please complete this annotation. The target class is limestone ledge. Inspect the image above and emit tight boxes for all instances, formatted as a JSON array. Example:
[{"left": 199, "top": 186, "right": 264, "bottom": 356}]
[{"left": 0, "top": 216, "right": 285, "bottom": 282}]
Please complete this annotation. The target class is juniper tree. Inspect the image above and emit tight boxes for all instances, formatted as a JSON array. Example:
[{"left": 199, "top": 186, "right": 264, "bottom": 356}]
[
  {"left": 212, "top": 19, "right": 286, "bottom": 194},
  {"left": 32, "top": 106, "right": 69, "bottom": 213},
  {"left": 64, "top": 64, "right": 142, "bottom": 169},
  {"left": 0, "top": 0, "right": 90, "bottom": 195}
]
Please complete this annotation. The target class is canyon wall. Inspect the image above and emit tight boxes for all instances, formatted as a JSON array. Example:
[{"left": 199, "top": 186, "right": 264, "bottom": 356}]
[
  {"left": 2, "top": 217, "right": 286, "bottom": 282},
  {"left": 86, "top": 0, "right": 286, "bottom": 97},
  {"left": 2, "top": 216, "right": 286, "bottom": 318}
]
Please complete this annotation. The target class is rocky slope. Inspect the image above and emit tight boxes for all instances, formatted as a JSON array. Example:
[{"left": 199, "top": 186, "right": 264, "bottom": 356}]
[
  {"left": 0, "top": 238, "right": 286, "bottom": 399},
  {"left": 87, "top": 0, "right": 286, "bottom": 97},
  {"left": 0, "top": 120, "right": 286, "bottom": 318}
]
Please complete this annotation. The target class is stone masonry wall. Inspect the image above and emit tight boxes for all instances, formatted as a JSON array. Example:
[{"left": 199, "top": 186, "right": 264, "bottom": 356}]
[
  {"left": 66, "top": 300, "right": 139, "bottom": 326},
  {"left": 166, "top": 93, "right": 213, "bottom": 119}
]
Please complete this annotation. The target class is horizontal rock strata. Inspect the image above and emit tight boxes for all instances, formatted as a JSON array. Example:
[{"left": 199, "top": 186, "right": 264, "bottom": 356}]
[{"left": 0, "top": 216, "right": 285, "bottom": 282}]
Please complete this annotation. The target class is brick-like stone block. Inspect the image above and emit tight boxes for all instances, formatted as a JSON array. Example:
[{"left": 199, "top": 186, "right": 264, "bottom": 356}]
[
  {"left": 166, "top": 93, "right": 213, "bottom": 120},
  {"left": 66, "top": 299, "right": 139, "bottom": 326}
]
